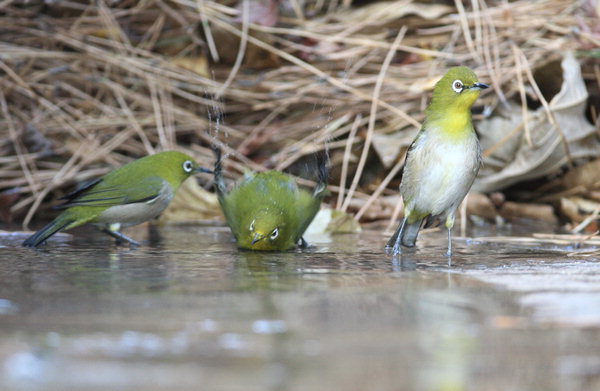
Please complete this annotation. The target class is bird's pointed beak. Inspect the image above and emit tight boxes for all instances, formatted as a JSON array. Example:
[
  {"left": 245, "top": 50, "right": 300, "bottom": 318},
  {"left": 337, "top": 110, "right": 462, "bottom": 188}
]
[
  {"left": 195, "top": 166, "right": 213, "bottom": 174},
  {"left": 471, "top": 82, "right": 489, "bottom": 90},
  {"left": 251, "top": 233, "right": 265, "bottom": 245}
]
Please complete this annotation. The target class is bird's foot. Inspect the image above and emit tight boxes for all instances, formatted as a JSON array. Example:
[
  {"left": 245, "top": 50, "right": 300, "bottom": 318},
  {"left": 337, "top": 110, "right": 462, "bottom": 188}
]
[
  {"left": 102, "top": 228, "right": 140, "bottom": 247},
  {"left": 384, "top": 242, "right": 402, "bottom": 256},
  {"left": 299, "top": 237, "right": 308, "bottom": 248}
]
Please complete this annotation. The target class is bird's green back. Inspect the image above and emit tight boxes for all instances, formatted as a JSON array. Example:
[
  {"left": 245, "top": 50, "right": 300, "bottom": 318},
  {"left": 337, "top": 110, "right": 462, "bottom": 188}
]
[{"left": 54, "top": 151, "right": 199, "bottom": 229}]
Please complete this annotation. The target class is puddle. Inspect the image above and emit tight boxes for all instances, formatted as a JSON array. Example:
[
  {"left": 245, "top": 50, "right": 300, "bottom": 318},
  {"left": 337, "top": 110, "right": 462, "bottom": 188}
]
[{"left": 1, "top": 225, "right": 600, "bottom": 390}]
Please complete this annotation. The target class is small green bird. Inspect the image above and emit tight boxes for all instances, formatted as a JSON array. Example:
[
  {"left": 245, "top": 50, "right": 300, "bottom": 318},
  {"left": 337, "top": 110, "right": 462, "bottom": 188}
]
[
  {"left": 23, "top": 151, "right": 211, "bottom": 247},
  {"left": 386, "top": 66, "right": 488, "bottom": 256},
  {"left": 214, "top": 147, "right": 328, "bottom": 251}
]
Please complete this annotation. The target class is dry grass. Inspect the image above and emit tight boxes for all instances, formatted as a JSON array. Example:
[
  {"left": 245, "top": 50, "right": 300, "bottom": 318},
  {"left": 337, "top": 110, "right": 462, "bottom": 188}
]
[{"left": 0, "top": 0, "right": 596, "bottom": 228}]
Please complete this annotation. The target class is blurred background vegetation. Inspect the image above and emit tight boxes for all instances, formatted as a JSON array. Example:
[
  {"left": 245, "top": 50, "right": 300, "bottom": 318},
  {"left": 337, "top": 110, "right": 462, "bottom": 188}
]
[{"left": 1, "top": 0, "right": 599, "bottom": 235}]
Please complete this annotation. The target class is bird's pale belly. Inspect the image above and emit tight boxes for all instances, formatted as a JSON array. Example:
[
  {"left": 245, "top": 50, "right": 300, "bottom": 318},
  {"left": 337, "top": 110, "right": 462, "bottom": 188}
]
[
  {"left": 95, "top": 184, "right": 174, "bottom": 227},
  {"left": 403, "top": 133, "right": 480, "bottom": 218}
]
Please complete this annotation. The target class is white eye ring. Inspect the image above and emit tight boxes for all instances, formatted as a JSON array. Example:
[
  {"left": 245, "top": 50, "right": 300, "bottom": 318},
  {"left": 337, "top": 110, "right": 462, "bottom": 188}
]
[
  {"left": 183, "top": 160, "right": 194, "bottom": 173},
  {"left": 249, "top": 220, "right": 255, "bottom": 232},
  {"left": 452, "top": 80, "right": 464, "bottom": 93},
  {"left": 270, "top": 228, "right": 279, "bottom": 240}
]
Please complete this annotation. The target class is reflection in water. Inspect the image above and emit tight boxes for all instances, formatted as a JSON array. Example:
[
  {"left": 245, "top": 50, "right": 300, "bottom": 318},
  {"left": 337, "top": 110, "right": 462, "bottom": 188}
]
[{"left": 1, "top": 226, "right": 600, "bottom": 390}]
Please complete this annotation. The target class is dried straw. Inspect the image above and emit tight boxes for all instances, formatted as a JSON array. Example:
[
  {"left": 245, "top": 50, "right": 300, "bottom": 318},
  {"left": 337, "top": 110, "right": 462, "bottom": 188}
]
[{"left": 0, "top": 0, "right": 589, "bottom": 227}]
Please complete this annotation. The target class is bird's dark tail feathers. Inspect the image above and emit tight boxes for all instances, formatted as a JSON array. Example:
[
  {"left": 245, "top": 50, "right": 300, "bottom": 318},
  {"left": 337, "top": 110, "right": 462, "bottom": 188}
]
[
  {"left": 212, "top": 145, "right": 227, "bottom": 198},
  {"left": 386, "top": 217, "right": 424, "bottom": 249},
  {"left": 22, "top": 217, "right": 72, "bottom": 248},
  {"left": 399, "top": 218, "right": 423, "bottom": 247},
  {"left": 313, "top": 150, "right": 329, "bottom": 198}
]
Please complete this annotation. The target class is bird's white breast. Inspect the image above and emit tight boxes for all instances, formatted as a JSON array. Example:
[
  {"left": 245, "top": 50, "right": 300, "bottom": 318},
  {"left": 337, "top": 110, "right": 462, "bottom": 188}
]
[{"left": 401, "top": 128, "right": 481, "bottom": 218}]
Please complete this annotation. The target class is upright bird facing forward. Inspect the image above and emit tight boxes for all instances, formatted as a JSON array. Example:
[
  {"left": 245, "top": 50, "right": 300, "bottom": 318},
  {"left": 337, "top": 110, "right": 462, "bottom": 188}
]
[
  {"left": 23, "top": 151, "right": 211, "bottom": 247},
  {"left": 214, "top": 147, "right": 328, "bottom": 251},
  {"left": 386, "top": 66, "right": 488, "bottom": 256}
]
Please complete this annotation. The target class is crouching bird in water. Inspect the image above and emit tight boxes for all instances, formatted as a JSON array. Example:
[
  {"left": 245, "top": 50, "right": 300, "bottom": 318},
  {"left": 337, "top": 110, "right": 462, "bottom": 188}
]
[
  {"left": 386, "top": 66, "right": 488, "bottom": 257},
  {"left": 23, "top": 151, "right": 212, "bottom": 247},
  {"left": 214, "top": 147, "right": 328, "bottom": 251}
]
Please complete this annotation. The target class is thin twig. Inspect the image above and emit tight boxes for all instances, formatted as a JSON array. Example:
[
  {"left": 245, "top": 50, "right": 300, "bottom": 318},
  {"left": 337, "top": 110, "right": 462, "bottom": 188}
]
[{"left": 342, "top": 27, "right": 407, "bottom": 212}]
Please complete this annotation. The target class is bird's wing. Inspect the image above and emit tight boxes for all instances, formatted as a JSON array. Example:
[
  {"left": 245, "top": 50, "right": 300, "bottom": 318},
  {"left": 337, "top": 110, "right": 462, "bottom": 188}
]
[
  {"left": 59, "top": 177, "right": 103, "bottom": 202},
  {"left": 398, "top": 128, "right": 425, "bottom": 182},
  {"left": 56, "top": 176, "right": 165, "bottom": 208}
]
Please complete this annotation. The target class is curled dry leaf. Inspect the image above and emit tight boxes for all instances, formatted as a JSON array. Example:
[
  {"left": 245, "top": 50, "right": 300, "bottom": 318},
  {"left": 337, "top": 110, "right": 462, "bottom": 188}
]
[
  {"left": 372, "top": 129, "right": 417, "bottom": 168},
  {"left": 560, "top": 159, "right": 600, "bottom": 190},
  {"left": 171, "top": 56, "right": 210, "bottom": 78},
  {"left": 466, "top": 191, "right": 499, "bottom": 221},
  {"left": 499, "top": 201, "right": 558, "bottom": 225},
  {"left": 559, "top": 196, "right": 600, "bottom": 224},
  {"left": 324, "top": 1, "right": 454, "bottom": 25},
  {"left": 305, "top": 208, "right": 362, "bottom": 235},
  {"left": 474, "top": 52, "right": 600, "bottom": 193}
]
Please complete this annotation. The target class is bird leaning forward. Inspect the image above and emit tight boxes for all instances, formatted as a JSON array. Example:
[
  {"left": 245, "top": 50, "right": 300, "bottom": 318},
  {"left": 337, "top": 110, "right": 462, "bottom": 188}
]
[
  {"left": 23, "top": 151, "right": 212, "bottom": 248},
  {"left": 386, "top": 66, "right": 488, "bottom": 257},
  {"left": 213, "top": 146, "right": 328, "bottom": 251}
]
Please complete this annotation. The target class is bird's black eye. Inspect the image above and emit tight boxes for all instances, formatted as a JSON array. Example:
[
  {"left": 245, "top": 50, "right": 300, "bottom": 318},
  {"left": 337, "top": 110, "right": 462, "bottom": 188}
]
[
  {"left": 270, "top": 228, "right": 279, "bottom": 240},
  {"left": 452, "top": 80, "right": 464, "bottom": 93},
  {"left": 183, "top": 160, "right": 194, "bottom": 173}
]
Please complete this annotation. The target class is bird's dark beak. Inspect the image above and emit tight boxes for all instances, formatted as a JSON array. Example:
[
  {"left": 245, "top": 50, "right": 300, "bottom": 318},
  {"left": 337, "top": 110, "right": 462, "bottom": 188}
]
[
  {"left": 195, "top": 167, "right": 213, "bottom": 174},
  {"left": 251, "top": 233, "right": 265, "bottom": 245},
  {"left": 471, "top": 82, "right": 489, "bottom": 90}
]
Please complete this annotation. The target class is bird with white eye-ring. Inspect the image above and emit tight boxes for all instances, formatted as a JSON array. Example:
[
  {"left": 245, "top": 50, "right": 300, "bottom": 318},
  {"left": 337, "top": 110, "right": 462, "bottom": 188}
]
[{"left": 386, "top": 66, "right": 489, "bottom": 257}]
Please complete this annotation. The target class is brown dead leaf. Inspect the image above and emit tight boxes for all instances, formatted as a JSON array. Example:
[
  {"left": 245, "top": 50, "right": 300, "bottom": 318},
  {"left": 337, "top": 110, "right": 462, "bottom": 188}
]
[
  {"left": 561, "top": 159, "right": 600, "bottom": 190},
  {"left": 499, "top": 201, "right": 558, "bottom": 224},
  {"left": 560, "top": 197, "right": 583, "bottom": 223},
  {"left": 0, "top": 189, "right": 20, "bottom": 223},
  {"left": 327, "top": 209, "right": 362, "bottom": 234},
  {"left": 211, "top": 26, "right": 281, "bottom": 68},
  {"left": 466, "top": 191, "right": 498, "bottom": 220},
  {"left": 305, "top": 208, "right": 362, "bottom": 235},
  {"left": 474, "top": 52, "right": 600, "bottom": 192},
  {"left": 87, "top": 27, "right": 122, "bottom": 41},
  {"left": 408, "top": 75, "right": 439, "bottom": 94},
  {"left": 171, "top": 56, "right": 210, "bottom": 78},
  {"left": 372, "top": 129, "right": 416, "bottom": 169},
  {"left": 327, "top": 1, "right": 454, "bottom": 25},
  {"left": 559, "top": 196, "right": 600, "bottom": 224}
]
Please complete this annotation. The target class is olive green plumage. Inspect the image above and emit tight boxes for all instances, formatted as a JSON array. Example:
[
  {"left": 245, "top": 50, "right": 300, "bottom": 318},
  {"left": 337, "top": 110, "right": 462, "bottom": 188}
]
[
  {"left": 386, "top": 66, "right": 488, "bottom": 256},
  {"left": 214, "top": 147, "right": 328, "bottom": 251},
  {"left": 23, "top": 151, "right": 211, "bottom": 247}
]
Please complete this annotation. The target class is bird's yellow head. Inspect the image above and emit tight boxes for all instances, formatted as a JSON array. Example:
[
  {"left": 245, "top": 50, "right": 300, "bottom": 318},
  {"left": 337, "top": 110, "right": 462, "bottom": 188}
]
[
  {"left": 242, "top": 209, "right": 288, "bottom": 251},
  {"left": 138, "top": 151, "right": 211, "bottom": 190},
  {"left": 427, "top": 66, "right": 488, "bottom": 115}
]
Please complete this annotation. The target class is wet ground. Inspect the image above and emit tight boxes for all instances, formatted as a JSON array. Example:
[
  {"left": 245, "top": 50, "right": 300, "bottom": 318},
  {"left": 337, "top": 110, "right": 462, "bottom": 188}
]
[{"left": 1, "top": 223, "right": 600, "bottom": 391}]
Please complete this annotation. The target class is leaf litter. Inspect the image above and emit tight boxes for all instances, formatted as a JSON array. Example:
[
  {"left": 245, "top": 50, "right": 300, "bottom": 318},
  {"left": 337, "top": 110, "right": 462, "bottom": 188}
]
[{"left": 0, "top": 0, "right": 599, "bottom": 248}]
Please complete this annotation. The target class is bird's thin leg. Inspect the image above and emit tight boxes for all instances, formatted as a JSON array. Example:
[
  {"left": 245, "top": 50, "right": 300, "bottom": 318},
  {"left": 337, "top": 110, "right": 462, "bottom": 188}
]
[
  {"left": 446, "top": 227, "right": 452, "bottom": 257},
  {"left": 101, "top": 224, "right": 139, "bottom": 247},
  {"left": 387, "top": 218, "right": 407, "bottom": 256},
  {"left": 385, "top": 217, "right": 404, "bottom": 249}
]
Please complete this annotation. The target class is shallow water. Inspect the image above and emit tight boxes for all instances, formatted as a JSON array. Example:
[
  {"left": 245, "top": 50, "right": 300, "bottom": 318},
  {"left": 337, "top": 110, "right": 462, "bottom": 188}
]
[{"left": 1, "top": 225, "right": 600, "bottom": 391}]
